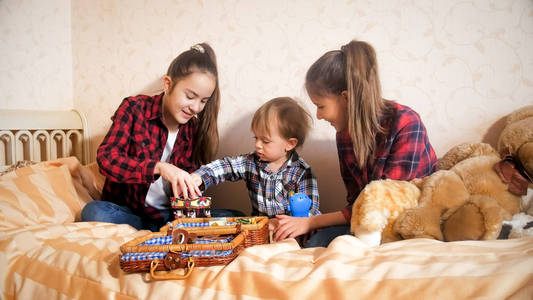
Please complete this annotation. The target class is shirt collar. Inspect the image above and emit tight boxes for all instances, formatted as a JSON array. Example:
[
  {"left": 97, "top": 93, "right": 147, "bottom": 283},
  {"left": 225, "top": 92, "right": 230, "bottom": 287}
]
[
  {"left": 336, "top": 129, "right": 351, "bottom": 142},
  {"left": 146, "top": 92, "right": 164, "bottom": 121},
  {"left": 145, "top": 92, "right": 198, "bottom": 143},
  {"left": 253, "top": 151, "right": 299, "bottom": 173}
]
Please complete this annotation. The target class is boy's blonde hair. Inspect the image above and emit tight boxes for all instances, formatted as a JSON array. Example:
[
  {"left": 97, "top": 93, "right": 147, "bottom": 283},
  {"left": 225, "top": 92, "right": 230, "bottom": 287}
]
[{"left": 251, "top": 97, "right": 311, "bottom": 150}]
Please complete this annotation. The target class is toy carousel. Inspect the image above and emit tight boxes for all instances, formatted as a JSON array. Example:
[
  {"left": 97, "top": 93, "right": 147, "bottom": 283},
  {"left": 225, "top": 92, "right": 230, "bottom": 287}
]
[{"left": 171, "top": 196, "right": 212, "bottom": 218}]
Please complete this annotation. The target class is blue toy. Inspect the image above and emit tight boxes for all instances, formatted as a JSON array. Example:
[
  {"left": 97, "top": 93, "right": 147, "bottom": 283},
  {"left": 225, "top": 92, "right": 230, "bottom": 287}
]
[{"left": 287, "top": 192, "right": 312, "bottom": 217}]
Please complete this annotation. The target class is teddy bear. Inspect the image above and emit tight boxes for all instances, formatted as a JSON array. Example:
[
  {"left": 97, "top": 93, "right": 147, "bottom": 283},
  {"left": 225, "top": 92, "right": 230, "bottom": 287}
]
[
  {"left": 350, "top": 179, "right": 420, "bottom": 246},
  {"left": 350, "top": 105, "right": 533, "bottom": 246}
]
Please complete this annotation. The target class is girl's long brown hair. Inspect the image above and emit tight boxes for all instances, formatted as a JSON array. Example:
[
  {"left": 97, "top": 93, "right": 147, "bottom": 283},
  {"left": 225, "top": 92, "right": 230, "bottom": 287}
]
[
  {"left": 166, "top": 42, "right": 220, "bottom": 166},
  {"left": 305, "top": 40, "right": 388, "bottom": 169}
]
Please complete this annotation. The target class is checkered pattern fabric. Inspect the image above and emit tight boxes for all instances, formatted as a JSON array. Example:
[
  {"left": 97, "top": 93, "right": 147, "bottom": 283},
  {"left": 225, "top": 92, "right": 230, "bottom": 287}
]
[
  {"left": 171, "top": 222, "right": 237, "bottom": 229},
  {"left": 337, "top": 101, "right": 437, "bottom": 221},
  {"left": 194, "top": 151, "right": 320, "bottom": 217},
  {"left": 121, "top": 235, "right": 236, "bottom": 261},
  {"left": 174, "top": 222, "right": 210, "bottom": 228},
  {"left": 98, "top": 93, "right": 199, "bottom": 221}
]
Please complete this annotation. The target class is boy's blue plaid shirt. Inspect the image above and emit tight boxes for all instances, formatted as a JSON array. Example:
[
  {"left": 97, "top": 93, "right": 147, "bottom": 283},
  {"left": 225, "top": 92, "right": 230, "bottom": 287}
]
[{"left": 194, "top": 151, "right": 321, "bottom": 217}]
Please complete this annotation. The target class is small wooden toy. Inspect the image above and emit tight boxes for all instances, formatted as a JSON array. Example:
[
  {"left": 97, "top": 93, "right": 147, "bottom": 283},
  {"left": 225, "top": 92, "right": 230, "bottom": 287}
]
[{"left": 171, "top": 196, "right": 212, "bottom": 218}]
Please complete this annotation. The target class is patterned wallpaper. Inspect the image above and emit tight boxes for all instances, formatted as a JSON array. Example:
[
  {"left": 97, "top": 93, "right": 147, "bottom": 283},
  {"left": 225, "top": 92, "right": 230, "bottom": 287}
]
[
  {"left": 0, "top": 0, "right": 72, "bottom": 110},
  {"left": 4, "top": 0, "right": 533, "bottom": 213}
]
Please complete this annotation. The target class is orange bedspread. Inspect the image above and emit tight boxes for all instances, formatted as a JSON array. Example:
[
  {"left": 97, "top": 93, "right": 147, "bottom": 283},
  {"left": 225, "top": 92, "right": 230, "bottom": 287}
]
[{"left": 1, "top": 158, "right": 532, "bottom": 299}]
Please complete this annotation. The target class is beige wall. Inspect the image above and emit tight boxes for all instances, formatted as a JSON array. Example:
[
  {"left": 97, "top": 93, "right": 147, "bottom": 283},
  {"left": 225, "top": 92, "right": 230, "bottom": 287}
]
[
  {"left": 4, "top": 0, "right": 533, "bottom": 213},
  {"left": 0, "top": 0, "right": 73, "bottom": 110}
]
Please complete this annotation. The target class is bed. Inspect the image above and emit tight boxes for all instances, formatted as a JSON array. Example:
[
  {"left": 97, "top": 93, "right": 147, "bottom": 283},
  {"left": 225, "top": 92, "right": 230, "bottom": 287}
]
[{"left": 1, "top": 110, "right": 532, "bottom": 299}]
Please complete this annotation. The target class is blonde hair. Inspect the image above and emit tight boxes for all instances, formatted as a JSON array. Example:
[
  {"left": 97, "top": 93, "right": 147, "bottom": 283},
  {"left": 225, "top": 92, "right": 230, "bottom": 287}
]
[
  {"left": 166, "top": 42, "right": 220, "bottom": 166},
  {"left": 251, "top": 97, "right": 311, "bottom": 153},
  {"left": 305, "top": 40, "right": 388, "bottom": 168}
]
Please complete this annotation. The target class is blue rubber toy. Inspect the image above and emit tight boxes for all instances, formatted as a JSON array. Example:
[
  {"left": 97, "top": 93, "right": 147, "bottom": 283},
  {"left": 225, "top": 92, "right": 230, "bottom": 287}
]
[{"left": 288, "top": 192, "right": 312, "bottom": 217}]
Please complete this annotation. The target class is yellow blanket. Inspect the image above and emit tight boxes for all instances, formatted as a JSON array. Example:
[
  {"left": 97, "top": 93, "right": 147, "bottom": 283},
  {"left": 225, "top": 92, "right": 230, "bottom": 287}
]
[{"left": 1, "top": 158, "right": 532, "bottom": 299}]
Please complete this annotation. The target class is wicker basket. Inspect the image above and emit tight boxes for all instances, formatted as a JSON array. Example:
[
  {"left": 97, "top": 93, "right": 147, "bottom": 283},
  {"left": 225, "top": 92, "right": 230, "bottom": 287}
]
[
  {"left": 120, "top": 226, "right": 247, "bottom": 280},
  {"left": 160, "top": 216, "right": 270, "bottom": 248}
]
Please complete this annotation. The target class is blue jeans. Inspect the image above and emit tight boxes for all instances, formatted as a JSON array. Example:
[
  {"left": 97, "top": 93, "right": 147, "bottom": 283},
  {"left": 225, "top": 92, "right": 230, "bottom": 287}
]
[
  {"left": 81, "top": 201, "right": 172, "bottom": 232},
  {"left": 304, "top": 225, "right": 351, "bottom": 248},
  {"left": 81, "top": 201, "right": 245, "bottom": 232}
]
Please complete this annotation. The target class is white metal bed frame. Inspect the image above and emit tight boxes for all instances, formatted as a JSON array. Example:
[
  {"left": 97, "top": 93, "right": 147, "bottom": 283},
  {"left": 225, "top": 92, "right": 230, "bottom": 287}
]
[{"left": 0, "top": 109, "right": 89, "bottom": 171}]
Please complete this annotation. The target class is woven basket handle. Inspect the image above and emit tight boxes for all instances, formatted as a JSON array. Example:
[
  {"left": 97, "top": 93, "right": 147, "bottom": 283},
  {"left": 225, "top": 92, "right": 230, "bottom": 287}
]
[
  {"left": 171, "top": 228, "right": 197, "bottom": 244},
  {"left": 149, "top": 258, "right": 195, "bottom": 280}
]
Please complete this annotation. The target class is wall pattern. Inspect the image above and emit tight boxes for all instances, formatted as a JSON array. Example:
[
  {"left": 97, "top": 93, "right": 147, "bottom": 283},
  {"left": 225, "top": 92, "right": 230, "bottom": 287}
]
[
  {"left": 4, "top": 0, "right": 533, "bottom": 213},
  {"left": 0, "top": 0, "right": 73, "bottom": 110}
]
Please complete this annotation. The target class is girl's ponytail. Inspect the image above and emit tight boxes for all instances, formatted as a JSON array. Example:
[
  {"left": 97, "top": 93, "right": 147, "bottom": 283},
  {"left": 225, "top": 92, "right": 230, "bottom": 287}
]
[
  {"left": 341, "top": 41, "right": 386, "bottom": 169},
  {"left": 305, "top": 40, "right": 387, "bottom": 169},
  {"left": 192, "top": 43, "right": 220, "bottom": 166}
]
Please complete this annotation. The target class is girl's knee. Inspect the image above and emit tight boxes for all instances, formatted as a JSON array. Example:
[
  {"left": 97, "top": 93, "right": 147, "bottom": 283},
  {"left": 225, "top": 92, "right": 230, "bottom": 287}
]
[{"left": 81, "top": 201, "right": 104, "bottom": 221}]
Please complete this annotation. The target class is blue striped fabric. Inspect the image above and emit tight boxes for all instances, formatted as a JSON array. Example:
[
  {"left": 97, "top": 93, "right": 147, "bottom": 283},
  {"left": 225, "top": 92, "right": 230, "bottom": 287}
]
[
  {"left": 172, "top": 222, "right": 236, "bottom": 229},
  {"left": 174, "top": 222, "right": 210, "bottom": 228},
  {"left": 121, "top": 235, "right": 236, "bottom": 261},
  {"left": 121, "top": 251, "right": 167, "bottom": 262}
]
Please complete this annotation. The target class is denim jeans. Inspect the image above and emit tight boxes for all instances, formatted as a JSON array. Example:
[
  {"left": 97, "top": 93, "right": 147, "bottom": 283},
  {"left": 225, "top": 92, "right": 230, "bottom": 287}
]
[
  {"left": 81, "top": 201, "right": 172, "bottom": 232},
  {"left": 81, "top": 201, "right": 246, "bottom": 232},
  {"left": 304, "top": 225, "right": 351, "bottom": 248}
]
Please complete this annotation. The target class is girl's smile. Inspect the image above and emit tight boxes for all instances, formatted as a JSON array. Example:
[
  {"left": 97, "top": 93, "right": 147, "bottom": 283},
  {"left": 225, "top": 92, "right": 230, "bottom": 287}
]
[{"left": 162, "top": 72, "right": 216, "bottom": 130}]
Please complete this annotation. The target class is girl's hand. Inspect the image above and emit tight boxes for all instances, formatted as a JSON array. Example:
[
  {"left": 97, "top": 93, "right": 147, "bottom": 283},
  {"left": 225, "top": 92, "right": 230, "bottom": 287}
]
[
  {"left": 272, "top": 215, "right": 311, "bottom": 242},
  {"left": 191, "top": 173, "right": 203, "bottom": 188},
  {"left": 268, "top": 218, "right": 280, "bottom": 232},
  {"left": 155, "top": 162, "right": 201, "bottom": 199}
]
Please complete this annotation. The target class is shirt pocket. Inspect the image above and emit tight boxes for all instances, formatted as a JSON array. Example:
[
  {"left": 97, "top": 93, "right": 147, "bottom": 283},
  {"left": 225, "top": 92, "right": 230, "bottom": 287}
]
[
  {"left": 278, "top": 180, "right": 296, "bottom": 207},
  {"left": 130, "top": 131, "right": 157, "bottom": 160}
]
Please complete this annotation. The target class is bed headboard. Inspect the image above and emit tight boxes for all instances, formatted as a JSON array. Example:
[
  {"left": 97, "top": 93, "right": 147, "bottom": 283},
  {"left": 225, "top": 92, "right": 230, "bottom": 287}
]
[{"left": 0, "top": 109, "right": 89, "bottom": 171}]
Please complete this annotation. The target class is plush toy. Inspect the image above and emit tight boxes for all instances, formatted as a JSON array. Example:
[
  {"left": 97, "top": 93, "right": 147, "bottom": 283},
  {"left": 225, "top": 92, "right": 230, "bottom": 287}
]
[
  {"left": 350, "top": 179, "right": 420, "bottom": 246},
  {"left": 498, "top": 212, "right": 533, "bottom": 239},
  {"left": 350, "top": 105, "right": 533, "bottom": 246}
]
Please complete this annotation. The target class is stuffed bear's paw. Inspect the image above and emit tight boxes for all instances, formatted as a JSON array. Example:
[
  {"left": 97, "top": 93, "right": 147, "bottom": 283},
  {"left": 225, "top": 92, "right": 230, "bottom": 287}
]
[
  {"left": 394, "top": 209, "right": 444, "bottom": 241},
  {"left": 351, "top": 226, "right": 382, "bottom": 247},
  {"left": 442, "top": 203, "right": 485, "bottom": 241}
]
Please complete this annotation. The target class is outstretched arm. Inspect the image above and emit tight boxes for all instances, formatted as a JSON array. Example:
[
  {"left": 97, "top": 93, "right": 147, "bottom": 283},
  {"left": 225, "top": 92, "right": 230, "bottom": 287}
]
[
  {"left": 192, "top": 155, "right": 249, "bottom": 188},
  {"left": 273, "top": 211, "right": 347, "bottom": 242},
  {"left": 155, "top": 162, "right": 202, "bottom": 199}
]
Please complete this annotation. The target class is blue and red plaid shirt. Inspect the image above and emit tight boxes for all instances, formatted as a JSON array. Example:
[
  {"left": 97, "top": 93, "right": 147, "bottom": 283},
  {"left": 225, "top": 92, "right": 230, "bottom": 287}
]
[
  {"left": 337, "top": 101, "right": 437, "bottom": 221},
  {"left": 97, "top": 93, "right": 199, "bottom": 221},
  {"left": 194, "top": 151, "right": 321, "bottom": 217}
]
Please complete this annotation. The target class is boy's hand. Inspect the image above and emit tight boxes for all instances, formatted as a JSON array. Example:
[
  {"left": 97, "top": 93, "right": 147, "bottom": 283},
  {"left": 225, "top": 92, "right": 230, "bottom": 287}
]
[
  {"left": 272, "top": 215, "right": 311, "bottom": 242},
  {"left": 155, "top": 162, "right": 201, "bottom": 199}
]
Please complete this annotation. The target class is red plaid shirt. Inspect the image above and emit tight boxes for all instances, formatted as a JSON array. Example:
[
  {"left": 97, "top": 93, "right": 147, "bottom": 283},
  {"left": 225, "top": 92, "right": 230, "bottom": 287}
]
[
  {"left": 337, "top": 101, "right": 437, "bottom": 221},
  {"left": 97, "top": 93, "right": 199, "bottom": 221}
]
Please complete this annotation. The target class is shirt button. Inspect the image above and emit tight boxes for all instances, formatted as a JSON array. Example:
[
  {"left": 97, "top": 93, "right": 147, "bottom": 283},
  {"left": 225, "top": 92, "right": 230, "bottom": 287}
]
[{"left": 144, "top": 203, "right": 148, "bottom": 207}]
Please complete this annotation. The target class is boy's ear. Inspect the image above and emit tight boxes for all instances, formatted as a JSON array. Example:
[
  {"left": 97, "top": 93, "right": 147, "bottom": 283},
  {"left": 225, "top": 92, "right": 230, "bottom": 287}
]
[
  {"left": 163, "top": 76, "right": 172, "bottom": 93},
  {"left": 285, "top": 138, "right": 298, "bottom": 152}
]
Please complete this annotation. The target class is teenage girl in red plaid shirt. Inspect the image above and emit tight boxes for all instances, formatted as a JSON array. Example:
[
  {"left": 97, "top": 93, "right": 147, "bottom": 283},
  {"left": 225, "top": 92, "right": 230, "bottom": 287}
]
[
  {"left": 81, "top": 43, "right": 236, "bottom": 231},
  {"left": 273, "top": 40, "right": 437, "bottom": 247}
]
